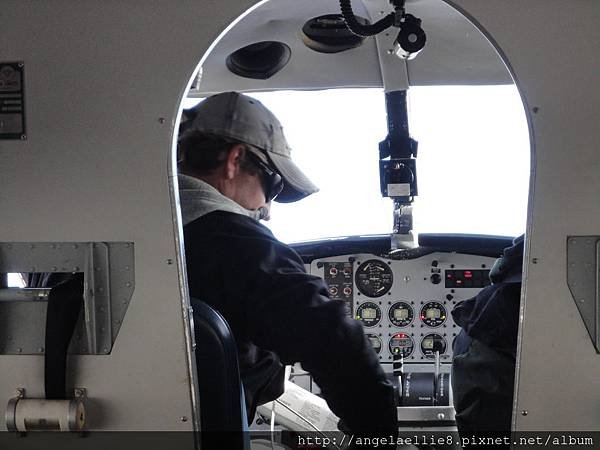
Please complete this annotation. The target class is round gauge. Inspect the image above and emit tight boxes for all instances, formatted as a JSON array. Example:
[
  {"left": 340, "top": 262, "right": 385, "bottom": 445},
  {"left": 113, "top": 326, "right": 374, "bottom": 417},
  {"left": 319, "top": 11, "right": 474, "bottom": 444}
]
[
  {"left": 389, "top": 302, "right": 413, "bottom": 327},
  {"left": 420, "top": 334, "right": 447, "bottom": 357},
  {"left": 389, "top": 332, "right": 414, "bottom": 358},
  {"left": 356, "top": 302, "right": 381, "bottom": 327},
  {"left": 355, "top": 260, "right": 393, "bottom": 297},
  {"left": 366, "top": 334, "right": 382, "bottom": 354},
  {"left": 420, "top": 302, "right": 447, "bottom": 327}
]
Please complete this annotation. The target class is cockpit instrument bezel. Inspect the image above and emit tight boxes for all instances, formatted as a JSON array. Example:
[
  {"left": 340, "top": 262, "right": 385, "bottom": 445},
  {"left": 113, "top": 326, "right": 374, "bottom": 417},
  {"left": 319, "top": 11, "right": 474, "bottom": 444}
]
[{"left": 355, "top": 259, "right": 393, "bottom": 297}]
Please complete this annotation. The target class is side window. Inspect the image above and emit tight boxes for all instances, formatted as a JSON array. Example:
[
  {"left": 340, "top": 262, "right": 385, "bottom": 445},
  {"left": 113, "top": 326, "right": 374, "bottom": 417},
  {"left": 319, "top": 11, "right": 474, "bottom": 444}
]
[{"left": 6, "top": 273, "right": 25, "bottom": 288}]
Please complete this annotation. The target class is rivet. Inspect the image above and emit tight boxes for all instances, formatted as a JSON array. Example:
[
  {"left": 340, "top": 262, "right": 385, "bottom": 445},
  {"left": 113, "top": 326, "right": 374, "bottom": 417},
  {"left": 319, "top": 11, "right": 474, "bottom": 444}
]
[
  {"left": 437, "top": 413, "right": 445, "bottom": 420},
  {"left": 29, "top": 244, "right": 34, "bottom": 249},
  {"left": 73, "top": 244, "right": 78, "bottom": 249},
  {"left": 125, "top": 266, "right": 130, "bottom": 271},
  {"left": 580, "top": 299, "right": 585, "bottom": 303},
  {"left": 180, "top": 416, "right": 188, "bottom": 422},
  {"left": 158, "top": 117, "right": 165, "bottom": 124},
  {"left": 38, "top": 347, "right": 44, "bottom": 353},
  {"left": 387, "top": 49, "right": 394, "bottom": 55},
  {"left": 73, "top": 267, "right": 79, "bottom": 272},
  {"left": 521, "top": 410, "right": 528, "bottom": 416},
  {"left": 17, "top": 348, "right": 22, "bottom": 353},
  {"left": 51, "top": 267, "right": 58, "bottom": 272},
  {"left": 532, "top": 107, "right": 539, "bottom": 114},
  {"left": 532, "top": 258, "right": 538, "bottom": 264},
  {"left": 167, "top": 259, "right": 174, "bottom": 265},
  {"left": 21, "top": 134, "right": 27, "bottom": 140},
  {"left": 125, "top": 282, "right": 131, "bottom": 287},
  {"left": 30, "top": 267, "right": 36, "bottom": 272}
]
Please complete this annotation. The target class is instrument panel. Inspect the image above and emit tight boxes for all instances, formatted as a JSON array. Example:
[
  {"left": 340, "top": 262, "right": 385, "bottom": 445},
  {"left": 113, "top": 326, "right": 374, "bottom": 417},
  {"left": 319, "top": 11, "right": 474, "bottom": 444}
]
[{"left": 310, "top": 252, "right": 497, "bottom": 364}]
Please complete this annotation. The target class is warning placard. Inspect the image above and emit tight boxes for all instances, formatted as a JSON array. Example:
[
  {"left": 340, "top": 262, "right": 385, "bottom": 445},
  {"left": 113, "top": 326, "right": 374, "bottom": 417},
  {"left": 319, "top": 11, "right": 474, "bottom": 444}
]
[{"left": 0, "top": 62, "right": 25, "bottom": 139}]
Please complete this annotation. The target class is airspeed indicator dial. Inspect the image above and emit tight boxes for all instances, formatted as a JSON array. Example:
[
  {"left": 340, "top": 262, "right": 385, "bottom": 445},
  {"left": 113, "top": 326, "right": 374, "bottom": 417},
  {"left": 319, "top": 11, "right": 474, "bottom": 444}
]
[
  {"left": 366, "top": 334, "right": 382, "bottom": 354},
  {"left": 420, "top": 302, "right": 447, "bottom": 327},
  {"left": 356, "top": 302, "right": 381, "bottom": 327},
  {"left": 421, "top": 334, "right": 447, "bottom": 357},
  {"left": 355, "top": 259, "right": 393, "bottom": 297},
  {"left": 389, "top": 333, "right": 414, "bottom": 358},
  {"left": 389, "top": 302, "right": 413, "bottom": 327}
]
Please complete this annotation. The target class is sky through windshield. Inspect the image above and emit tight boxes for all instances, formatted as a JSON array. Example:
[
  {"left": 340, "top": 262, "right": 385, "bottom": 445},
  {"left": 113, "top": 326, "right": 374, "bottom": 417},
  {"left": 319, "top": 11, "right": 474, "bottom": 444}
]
[{"left": 183, "top": 86, "right": 530, "bottom": 243}]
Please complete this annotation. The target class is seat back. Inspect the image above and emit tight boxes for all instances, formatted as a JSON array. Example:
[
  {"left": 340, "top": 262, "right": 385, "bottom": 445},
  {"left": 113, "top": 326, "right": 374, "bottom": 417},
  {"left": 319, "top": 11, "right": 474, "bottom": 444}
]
[{"left": 191, "top": 298, "right": 250, "bottom": 450}]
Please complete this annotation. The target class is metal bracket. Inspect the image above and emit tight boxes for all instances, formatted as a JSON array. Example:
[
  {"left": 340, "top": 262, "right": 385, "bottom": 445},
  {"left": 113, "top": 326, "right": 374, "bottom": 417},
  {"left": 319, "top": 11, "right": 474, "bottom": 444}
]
[
  {"left": 566, "top": 236, "right": 600, "bottom": 353},
  {"left": 5, "top": 387, "right": 87, "bottom": 432},
  {"left": 0, "top": 242, "right": 134, "bottom": 355},
  {"left": 5, "top": 388, "right": 25, "bottom": 432},
  {"left": 396, "top": 405, "right": 456, "bottom": 424}
]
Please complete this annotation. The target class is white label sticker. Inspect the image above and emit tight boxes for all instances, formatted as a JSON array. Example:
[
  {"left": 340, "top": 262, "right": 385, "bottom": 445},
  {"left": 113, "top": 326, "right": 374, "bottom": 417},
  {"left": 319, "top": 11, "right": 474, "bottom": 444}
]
[{"left": 388, "top": 183, "right": 411, "bottom": 196}]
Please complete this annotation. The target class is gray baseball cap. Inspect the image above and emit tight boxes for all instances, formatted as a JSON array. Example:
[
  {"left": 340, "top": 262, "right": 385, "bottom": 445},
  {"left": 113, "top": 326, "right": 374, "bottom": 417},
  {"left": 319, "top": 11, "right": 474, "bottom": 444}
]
[{"left": 179, "top": 91, "right": 319, "bottom": 203}]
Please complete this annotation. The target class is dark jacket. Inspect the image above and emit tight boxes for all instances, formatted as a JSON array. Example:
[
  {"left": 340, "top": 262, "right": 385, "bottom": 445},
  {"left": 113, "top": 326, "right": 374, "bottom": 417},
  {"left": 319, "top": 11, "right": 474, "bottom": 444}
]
[
  {"left": 451, "top": 235, "right": 524, "bottom": 436},
  {"left": 184, "top": 210, "right": 397, "bottom": 435}
]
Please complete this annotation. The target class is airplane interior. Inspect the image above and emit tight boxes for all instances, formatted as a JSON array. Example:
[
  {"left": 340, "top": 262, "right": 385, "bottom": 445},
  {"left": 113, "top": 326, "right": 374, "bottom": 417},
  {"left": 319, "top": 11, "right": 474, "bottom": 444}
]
[{"left": 1, "top": 1, "right": 599, "bottom": 449}]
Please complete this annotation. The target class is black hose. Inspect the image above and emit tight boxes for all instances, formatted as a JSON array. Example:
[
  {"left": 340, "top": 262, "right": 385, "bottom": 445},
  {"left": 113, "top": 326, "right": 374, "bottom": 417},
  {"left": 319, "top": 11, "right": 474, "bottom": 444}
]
[{"left": 339, "top": 0, "right": 395, "bottom": 37}]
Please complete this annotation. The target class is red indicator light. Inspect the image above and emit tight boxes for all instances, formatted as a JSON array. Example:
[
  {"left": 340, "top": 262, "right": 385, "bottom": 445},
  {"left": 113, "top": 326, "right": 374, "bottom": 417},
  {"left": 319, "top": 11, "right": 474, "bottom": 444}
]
[
  {"left": 464, "top": 271, "right": 473, "bottom": 279},
  {"left": 447, "top": 273, "right": 453, "bottom": 279}
]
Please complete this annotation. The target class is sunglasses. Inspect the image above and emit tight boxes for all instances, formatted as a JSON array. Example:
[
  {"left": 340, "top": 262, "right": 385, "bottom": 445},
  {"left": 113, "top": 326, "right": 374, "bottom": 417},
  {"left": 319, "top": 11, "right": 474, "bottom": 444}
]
[{"left": 246, "top": 150, "right": 284, "bottom": 202}]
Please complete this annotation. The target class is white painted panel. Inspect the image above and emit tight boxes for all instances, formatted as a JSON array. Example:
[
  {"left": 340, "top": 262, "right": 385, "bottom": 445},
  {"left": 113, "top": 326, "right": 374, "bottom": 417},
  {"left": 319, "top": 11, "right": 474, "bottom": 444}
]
[
  {"left": 448, "top": 0, "right": 600, "bottom": 432},
  {"left": 0, "top": 0, "right": 260, "bottom": 432}
]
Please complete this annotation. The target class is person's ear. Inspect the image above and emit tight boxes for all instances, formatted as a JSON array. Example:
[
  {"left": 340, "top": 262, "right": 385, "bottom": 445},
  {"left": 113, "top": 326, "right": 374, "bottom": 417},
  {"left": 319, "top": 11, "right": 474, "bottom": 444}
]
[{"left": 224, "top": 144, "right": 246, "bottom": 179}]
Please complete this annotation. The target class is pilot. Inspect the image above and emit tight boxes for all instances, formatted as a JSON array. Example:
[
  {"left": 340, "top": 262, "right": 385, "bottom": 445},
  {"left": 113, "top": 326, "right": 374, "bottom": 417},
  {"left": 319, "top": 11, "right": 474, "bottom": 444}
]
[
  {"left": 177, "top": 91, "right": 397, "bottom": 438},
  {"left": 451, "top": 234, "right": 524, "bottom": 441}
]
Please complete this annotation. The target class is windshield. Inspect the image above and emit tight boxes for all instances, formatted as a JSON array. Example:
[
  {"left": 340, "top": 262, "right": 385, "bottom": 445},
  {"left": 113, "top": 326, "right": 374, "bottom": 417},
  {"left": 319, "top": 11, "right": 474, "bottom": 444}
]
[{"left": 182, "top": 86, "right": 530, "bottom": 243}]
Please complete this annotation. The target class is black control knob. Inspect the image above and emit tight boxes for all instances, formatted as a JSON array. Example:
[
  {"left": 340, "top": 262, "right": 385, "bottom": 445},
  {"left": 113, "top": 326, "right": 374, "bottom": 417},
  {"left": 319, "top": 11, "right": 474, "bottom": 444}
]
[
  {"left": 430, "top": 273, "right": 442, "bottom": 284},
  {"left": 446, "top": 294, "right": 454, "bottom": 301}
]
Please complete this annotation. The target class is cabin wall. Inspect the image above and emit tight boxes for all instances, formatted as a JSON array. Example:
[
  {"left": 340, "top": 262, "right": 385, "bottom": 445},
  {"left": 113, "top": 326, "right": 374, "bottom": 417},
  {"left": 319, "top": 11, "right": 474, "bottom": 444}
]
[
  {"left": 0, "top": 0, "right": 599, "bottom": 435},
  {"left": 0, "top": 0, "right": 257, "bottom": 432},
  {"left": 449, "top": 0, "right": 600, "bottom": 432}
]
